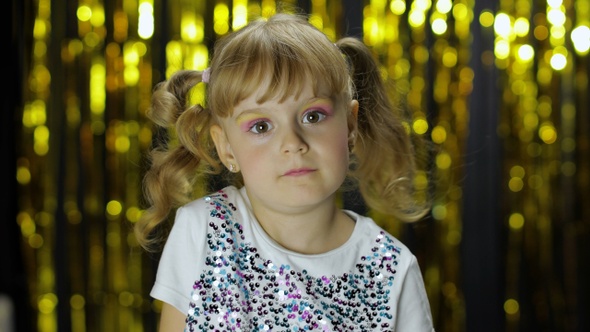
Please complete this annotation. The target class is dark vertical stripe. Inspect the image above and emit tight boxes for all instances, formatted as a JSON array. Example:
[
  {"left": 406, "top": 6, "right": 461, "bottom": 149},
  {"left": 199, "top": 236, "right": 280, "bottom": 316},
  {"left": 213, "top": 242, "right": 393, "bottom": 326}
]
[
  {"left": 341, "top": 0, "right": 363, "bottom": 38},
  {"left": 461, "top": 1, "right": 504, "bottom": 331}
]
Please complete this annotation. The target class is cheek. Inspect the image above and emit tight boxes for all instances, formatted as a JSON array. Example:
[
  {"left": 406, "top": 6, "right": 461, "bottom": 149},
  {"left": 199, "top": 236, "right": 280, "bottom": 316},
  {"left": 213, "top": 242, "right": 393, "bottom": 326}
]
[
  {"left": 329, "top": 130, "right": 352, "bottom": 160},
  {"left": 339, "top": 141, "right": 351, "bottom": 162},
  {"left": 234, "top": 146, "right": 268, "bottom": 171},
  {"left": 337, "top": 124, "right": 352, "bottom": 148}
]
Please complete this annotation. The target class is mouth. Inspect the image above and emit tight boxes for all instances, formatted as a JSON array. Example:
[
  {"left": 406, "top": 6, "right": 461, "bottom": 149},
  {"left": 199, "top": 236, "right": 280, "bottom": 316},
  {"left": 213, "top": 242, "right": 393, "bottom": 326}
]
[{"left": 283, "top": 168, "right": 316, "bottom": 177}]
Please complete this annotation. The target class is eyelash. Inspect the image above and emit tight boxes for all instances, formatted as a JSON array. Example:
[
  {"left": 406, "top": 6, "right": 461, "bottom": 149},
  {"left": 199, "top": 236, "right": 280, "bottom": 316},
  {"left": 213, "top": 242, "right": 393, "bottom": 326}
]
[{"left": 246, "top": 109, "right": 329, "bottom": 134}]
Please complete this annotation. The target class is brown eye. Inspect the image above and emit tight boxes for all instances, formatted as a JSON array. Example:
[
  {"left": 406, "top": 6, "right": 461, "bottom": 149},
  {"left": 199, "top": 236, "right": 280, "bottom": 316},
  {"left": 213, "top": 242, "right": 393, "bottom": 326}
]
[
  {"left": 250, "top": 121, "right": 272, "bottom": 134},
  {"left": 303, "top": 111, "right": 326, "bottom": 124}
]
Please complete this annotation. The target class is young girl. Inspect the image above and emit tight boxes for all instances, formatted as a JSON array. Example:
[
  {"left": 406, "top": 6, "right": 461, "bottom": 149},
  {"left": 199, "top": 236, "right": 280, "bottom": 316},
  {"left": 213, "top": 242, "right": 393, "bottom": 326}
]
[{"left": 135, "top": 13, "right": 434, "bottom": 331}]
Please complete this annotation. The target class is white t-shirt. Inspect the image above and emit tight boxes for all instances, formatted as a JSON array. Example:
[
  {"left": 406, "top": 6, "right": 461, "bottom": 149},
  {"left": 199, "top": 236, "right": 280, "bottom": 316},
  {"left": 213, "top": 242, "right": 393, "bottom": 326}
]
[{"left": 151, "top": 186, "right": 434, "bottom": 331}]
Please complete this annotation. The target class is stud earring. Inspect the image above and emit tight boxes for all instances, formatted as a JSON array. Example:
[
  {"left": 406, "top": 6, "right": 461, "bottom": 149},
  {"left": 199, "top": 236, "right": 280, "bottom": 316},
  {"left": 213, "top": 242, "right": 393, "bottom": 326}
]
[{"left": 229, "top": 164, "right": 235, "bottom": 172}]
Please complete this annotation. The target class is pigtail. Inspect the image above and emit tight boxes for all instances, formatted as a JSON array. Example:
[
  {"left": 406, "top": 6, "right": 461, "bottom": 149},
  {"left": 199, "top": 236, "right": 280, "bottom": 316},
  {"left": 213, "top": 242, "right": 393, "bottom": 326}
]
[
  {"left": 135, "top": 69, "right": 219, "bottom": 252},
  {"left": 336, "top": 37, "right": 430, "bottom": 222}
]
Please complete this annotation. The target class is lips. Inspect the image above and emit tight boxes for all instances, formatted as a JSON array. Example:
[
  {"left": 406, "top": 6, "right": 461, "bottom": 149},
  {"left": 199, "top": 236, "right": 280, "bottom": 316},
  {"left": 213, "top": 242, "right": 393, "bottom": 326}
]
[{"left": 283, "top": 168, "right": 316, "bottom": 176}]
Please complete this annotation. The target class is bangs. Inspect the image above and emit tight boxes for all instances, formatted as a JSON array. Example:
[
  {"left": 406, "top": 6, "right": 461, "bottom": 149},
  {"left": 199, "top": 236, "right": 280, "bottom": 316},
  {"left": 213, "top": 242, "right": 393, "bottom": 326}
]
[{"left": 208, "top": 16, "right": 351, "bottom": 117}]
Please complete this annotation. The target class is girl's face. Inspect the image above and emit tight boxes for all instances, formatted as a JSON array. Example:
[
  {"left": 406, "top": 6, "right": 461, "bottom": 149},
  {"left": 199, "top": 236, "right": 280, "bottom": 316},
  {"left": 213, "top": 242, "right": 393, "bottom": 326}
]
[{"left": 211, "top": 82, "right": 358, "bottom": 215}]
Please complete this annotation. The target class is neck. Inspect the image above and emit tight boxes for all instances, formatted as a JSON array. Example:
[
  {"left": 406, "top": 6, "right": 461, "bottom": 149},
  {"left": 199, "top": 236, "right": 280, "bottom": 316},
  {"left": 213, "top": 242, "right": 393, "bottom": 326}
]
[{"left": 250, "top": 200, "right": 355, "bottom": 255}]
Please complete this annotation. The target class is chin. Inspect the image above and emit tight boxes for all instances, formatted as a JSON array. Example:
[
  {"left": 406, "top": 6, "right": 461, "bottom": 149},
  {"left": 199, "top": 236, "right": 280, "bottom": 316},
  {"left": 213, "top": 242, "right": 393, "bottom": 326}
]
[{"left": 283, "top": 187, "right": 337, "bottom": 203}]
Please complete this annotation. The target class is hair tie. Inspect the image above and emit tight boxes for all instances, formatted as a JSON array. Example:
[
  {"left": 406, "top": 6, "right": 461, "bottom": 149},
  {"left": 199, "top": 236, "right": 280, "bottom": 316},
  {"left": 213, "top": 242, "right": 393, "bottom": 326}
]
[{"left": 202, "top": 68, "right": 211, "bottom": 83}]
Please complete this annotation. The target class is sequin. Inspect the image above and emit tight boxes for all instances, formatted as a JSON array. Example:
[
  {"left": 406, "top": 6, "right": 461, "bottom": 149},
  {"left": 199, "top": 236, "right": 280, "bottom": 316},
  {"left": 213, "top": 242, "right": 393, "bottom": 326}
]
[{"left": 185, "top": 190, "right": 403, "bottom": 331}]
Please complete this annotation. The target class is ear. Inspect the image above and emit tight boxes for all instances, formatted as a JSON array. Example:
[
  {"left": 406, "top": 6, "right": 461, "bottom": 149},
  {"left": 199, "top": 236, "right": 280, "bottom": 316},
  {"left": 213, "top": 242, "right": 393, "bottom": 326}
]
[
  {"left": 210, "top": 124, "right": 238, "bottom": 171},
  {"left": 348, "top": 100, "right": 359, "bottom": 138}
]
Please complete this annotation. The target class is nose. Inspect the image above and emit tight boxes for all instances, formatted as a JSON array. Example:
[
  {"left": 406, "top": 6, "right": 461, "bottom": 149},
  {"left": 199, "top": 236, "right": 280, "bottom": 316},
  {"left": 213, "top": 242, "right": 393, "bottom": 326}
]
[{"left": 281, "top": 126, "right": 309, "bottom": 154}]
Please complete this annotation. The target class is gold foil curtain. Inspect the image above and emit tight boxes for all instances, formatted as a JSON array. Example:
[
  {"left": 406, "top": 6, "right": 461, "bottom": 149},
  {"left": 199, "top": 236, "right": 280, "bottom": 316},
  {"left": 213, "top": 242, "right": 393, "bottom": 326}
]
[
  {"left": 494, "top": 0, "right": 589, "bottom": 330},
  {"left": 16, "top": 0, "right": 589, "bottom": 331},
  {"left": 362, "top": 1, "right": 474, "bottom": 329}
]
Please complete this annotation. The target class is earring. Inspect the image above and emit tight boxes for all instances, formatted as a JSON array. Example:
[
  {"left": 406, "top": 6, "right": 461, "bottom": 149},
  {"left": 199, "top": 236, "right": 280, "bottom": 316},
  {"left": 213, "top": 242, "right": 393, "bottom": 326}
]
[{"left": 229, "top": 164, "right": 235, "bottom": 172}]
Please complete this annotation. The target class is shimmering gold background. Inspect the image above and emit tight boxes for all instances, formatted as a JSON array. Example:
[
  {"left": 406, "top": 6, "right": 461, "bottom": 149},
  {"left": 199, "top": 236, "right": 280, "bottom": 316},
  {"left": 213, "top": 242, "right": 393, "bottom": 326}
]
[{"left": 8, "top": 0, "right": 589, "bottom": 331}]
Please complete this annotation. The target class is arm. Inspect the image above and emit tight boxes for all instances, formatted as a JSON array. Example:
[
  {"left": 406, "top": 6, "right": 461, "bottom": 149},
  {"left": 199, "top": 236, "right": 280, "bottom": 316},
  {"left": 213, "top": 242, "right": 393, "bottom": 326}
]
[
  {"left": 395, "top": 255, "right": 435, "bottom": 331},
  {"left": 158, "top": 302, "right": 186, "bottom": 332},
  {"left": 150, "top": 204, "right": 206, "bottom": 331}
]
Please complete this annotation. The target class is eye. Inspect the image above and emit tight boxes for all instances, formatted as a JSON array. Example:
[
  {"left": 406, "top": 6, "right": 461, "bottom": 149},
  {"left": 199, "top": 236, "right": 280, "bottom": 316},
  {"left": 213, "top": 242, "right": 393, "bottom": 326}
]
[
  {"left": 302, "top": 110, "right": 326, "bottom": 124},
  {"left": 249, "top": 121, "right": 273, "bottom": 134}
]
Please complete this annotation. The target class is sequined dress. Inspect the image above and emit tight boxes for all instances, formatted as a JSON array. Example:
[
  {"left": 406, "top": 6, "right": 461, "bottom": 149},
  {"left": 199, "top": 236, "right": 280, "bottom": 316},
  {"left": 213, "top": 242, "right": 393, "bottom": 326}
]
[{"left": 151, "top": 186, "right": 434, "bottom": 331}]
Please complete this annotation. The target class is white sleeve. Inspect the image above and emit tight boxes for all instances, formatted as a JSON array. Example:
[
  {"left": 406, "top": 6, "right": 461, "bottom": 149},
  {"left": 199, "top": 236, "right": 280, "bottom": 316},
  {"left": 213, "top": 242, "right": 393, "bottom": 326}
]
[
  {"left": 395, "top": 255, "right": 435, "bottom": 331},
  {"left": 149, "top": 202, "right": 208, "bottom": 314}
]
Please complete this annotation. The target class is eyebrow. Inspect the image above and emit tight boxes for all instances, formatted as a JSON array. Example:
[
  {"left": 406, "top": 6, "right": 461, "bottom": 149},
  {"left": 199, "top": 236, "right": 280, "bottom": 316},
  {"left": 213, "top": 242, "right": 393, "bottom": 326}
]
[{"left": 234, "top": 110, "right": 267, "bottom": 124}]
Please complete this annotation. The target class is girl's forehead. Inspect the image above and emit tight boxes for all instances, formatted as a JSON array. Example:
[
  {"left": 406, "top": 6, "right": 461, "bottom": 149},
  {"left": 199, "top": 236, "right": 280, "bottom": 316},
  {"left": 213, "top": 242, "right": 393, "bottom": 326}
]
[
  {"left": 232, "top": 82, "right": 331, "bottom": 111},
  {"left": 258, "top": 74, "right": 330, "bottom": 97}
]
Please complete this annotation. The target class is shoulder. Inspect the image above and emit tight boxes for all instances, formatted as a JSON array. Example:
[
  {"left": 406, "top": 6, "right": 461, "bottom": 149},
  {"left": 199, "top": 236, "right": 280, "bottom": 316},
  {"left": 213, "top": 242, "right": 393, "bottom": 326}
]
[
  {"left": 346, "top": 210, "right": 417, "bottom": 269},
  {"left": 182, "top": 185, "right": 242, "bottom": 207},
  {"left": 171, "top": 186, "right": 247, "bottom": 236},
  {"left": 179, "top": 185, "right": 243, "bottom": 214}
]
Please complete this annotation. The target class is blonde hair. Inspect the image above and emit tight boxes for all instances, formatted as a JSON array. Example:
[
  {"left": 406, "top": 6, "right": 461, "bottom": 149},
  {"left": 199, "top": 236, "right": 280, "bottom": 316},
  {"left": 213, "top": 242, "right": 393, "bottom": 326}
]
[{"left": 135, "top": 13, "right": 430, "bottom": 252}]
